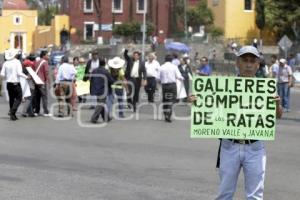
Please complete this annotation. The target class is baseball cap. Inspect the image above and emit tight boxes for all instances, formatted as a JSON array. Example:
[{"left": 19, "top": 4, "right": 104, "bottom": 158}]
[
  {"left": 237, "top": 46, "right": 260, "bottom": 58},
  {"left": 279, "top": 58, "right": 286, "bottom": 64}
]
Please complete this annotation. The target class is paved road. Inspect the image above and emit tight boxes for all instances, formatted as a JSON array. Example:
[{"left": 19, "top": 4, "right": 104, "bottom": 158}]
[{"left": 0, "top": 88, "right": 299, "bottom": 200}]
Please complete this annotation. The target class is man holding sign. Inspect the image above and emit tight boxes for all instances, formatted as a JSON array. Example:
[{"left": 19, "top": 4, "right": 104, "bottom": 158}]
[{"left": 191, "top": 46, "right": 282, "bottom": 200}]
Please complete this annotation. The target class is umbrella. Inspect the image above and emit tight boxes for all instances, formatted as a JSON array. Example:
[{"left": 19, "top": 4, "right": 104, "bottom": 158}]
[{"left": 165, "top": 42, "right": 191, "bottom": 53}]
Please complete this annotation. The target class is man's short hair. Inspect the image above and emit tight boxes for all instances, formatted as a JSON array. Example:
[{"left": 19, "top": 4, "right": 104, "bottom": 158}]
[
  {"left": 133, "top": 51, "right": 141, "bottom": 56},
  {"left": 165, "top": 54, "right": 173, "bottom": 62},
  {"left": 201, "top": 56, "right": 208, "bottom": 62},
  {"left": 92, "top": 51, "right": 98, "bottom": 56},
  {"left": 73, "top": 57, "right": 79, "bottom": 62},
  {"left": 99, "top": 58, "right": 106, "bottom": 67},
  {"left": 271, "top": 55, "right": 277, "bottom": 59},
  {"left": 40, "top": 50, "right": 48, "bottom": 58},
  {"left": 61, "top": 56, "right": 69, "bottom": 63},
  {"left": 172, "top": 53, "right": 178, "bottom": 59}
]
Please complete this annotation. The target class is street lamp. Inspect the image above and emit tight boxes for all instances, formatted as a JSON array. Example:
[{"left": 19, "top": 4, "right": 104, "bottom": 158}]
[{"left": 184, "top": 0, "right": 188, "bottom": 41}]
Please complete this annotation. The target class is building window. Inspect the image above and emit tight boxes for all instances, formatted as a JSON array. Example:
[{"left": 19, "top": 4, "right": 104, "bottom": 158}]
[
  {"left": 13, "top": 16, "right": 22, "bottom": 25},
  {"left": 112, "top": 0, "right": 123, "bottom": 13},
  {"left": 244, "top": 0, "right": 252, "bottom": 11},
  {"left": 84, "top": 22, "right": 94, "bottom": 40},
  {"left": 84, "top": 0, "right": 93, "bottom": 13},
  {"left": 212, "top": 0, "right": 220, "bottom": 6},
  {"left": 137, "top": 0, "right": 145, "bottom": 13}
]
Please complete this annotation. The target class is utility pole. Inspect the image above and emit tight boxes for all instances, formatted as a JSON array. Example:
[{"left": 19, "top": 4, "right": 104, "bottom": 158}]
[
  {"left": 184, "top": 0, "right": 188, "bottom": 40},
  {"left": 142, "top": 0, "right": 147, "bottom": 60},
  {"left": 94, "top": 0, "right": 102, "bottom": 42}
]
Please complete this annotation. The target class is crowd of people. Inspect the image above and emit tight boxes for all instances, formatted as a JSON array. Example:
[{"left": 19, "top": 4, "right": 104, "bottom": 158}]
[
  {"left": 0, "top": 43, "right": 294, "bottom": 200},
  {"left": 0, "top": 47, "right": 214, "bottom": 123},
  {"left": 0, "top": 45, "right": 296, "bottom": 122}
]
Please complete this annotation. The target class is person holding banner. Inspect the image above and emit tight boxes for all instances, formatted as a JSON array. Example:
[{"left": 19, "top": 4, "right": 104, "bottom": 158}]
[
  {"left": 214, "top": 46, "right": 282, "bottom": 200},
  {"left": 0, "top": 49, "right": 28, "bottom": 121},
  {"left": 33, "top": 50, "right": 51, "bottom": 117},
  {"left": 159, "top": 54, "right": 184, "bottom": 122},
  {"left": 108, "top": 56, "right": 127, "bottom": 118},
  {"left": 21, "top": 55, "right": 36, "bottom": 117},
  {"left": 73, "top": 57, "right": 86, "bottom": 103},
  {"left": 55, "top": 56, "right": 76, "bottom": 117}
]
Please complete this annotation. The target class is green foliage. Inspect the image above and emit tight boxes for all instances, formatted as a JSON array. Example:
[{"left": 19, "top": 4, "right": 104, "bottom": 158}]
[
  {"left": 26, "top": 0, "right": 59, "bottom": 25},
  {"left": 265, "top": 0, "right": 300, "bottom": 40},
  {"left": 208, "top": 26, "right": 224, "bottom": 40},
  {"left": 255, "top": 0, "right": 265, "bottom": 30},
  {"left": 113, "top": 21, "right": 155, "bottom": 40},
  {"left": 169, "top": 0, "right": 185, "bottom": 33},
  {"left": 187, "top": 0, "right": 214, "bottom": 30}
]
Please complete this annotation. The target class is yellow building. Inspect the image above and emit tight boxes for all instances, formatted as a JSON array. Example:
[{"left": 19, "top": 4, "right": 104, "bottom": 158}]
[
  {"left": 33, "top": 15, "right": 70, "bottom": 51},
  {"left": 0, "top": 0, "right": 37, "bottom": 54},
  {"left": 208, "top": 0, "right": 275, "bottom": 44},
  {"left": 0, "top": 0, "right": 70, "bottom": 54}
]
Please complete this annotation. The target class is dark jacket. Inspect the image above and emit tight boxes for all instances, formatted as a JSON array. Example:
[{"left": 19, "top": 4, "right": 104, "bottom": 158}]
[
  {"left": 83, "top": 59, "right": 102, "bottom": 82},
  {"left": 90, "top": 67, "right": 115, "bottom": 96},
  {"left": 178, "top": 64, "right": 192, "bottom": 80},
  {"left": 124, "top": 49, "right": 147, "bottom": 80}
]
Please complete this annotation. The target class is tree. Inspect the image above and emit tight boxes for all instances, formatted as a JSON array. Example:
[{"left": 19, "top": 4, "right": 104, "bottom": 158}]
[
  {"left": 208, "top": 26, "right": 224, "bottom": 41},
  {"left": 187, "top": 0, "right": 214, "bottom": 32},
  {"left": 169, "top": 0, "right": 185, "bottom": 33},
  {"left": 265, "top": 0, "right": 300, "bottom": 41},
  {"left": 26, "top": 0, "right": 59, "bottom": 25},
  {"left": 255, "top": 0, "right": 265, "bottom": 40},
  {"left": 26, "top": 0, "right": 40, "bottom": 9},
  {"left": 113, "top": 21, "right": 155, "bottom": 42}
]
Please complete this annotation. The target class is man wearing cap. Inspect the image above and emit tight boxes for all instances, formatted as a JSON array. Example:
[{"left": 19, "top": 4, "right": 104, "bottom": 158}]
[
  {"left": 215, "top": 46, "right": 282, "bottom": 200},
  {"left": 124, "top": 49, "right": 147, "bottom": 112},
  {"left": 0, "top": 49, "right": 28, "bottom": 121},
  {"left": 277, "top": 58, "right": 293, "bottom": 112}
]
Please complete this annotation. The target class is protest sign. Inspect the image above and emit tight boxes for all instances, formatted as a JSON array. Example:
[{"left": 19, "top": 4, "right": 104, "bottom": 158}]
[
  {"left": 76, "top": 80, "right": 90, "bottom": 96},
  {"left": 176, "top": 79, "right": 187, "bottom": 99},
  {"left": 20, "top": 77, "right": 31, "bottom": 98},
  {"left": 191, "top": 76, "right": 277, "bottom": 140},
  {"left": 26, "top": 67, "right": 44, "bottom": 85}
]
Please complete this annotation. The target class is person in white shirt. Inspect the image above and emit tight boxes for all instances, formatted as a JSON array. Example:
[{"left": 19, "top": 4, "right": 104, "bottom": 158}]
[
  {"left": 0, "top": 49, "right": 28, "bottom": 121},
  {"left": 145, "top": 53, "right": 160, "bottom": 103},
  {"left": 55, "top": 56, "right": 76, "bottom": 117},
  {"left": 159, "top": 54, "right": 184, "bottom": 122},
  {"left": 171, "top": 53, "right": 180, "bottom": 67},
  {"left": 270, "top": 55, "right": 279, "bottom": 78}
]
